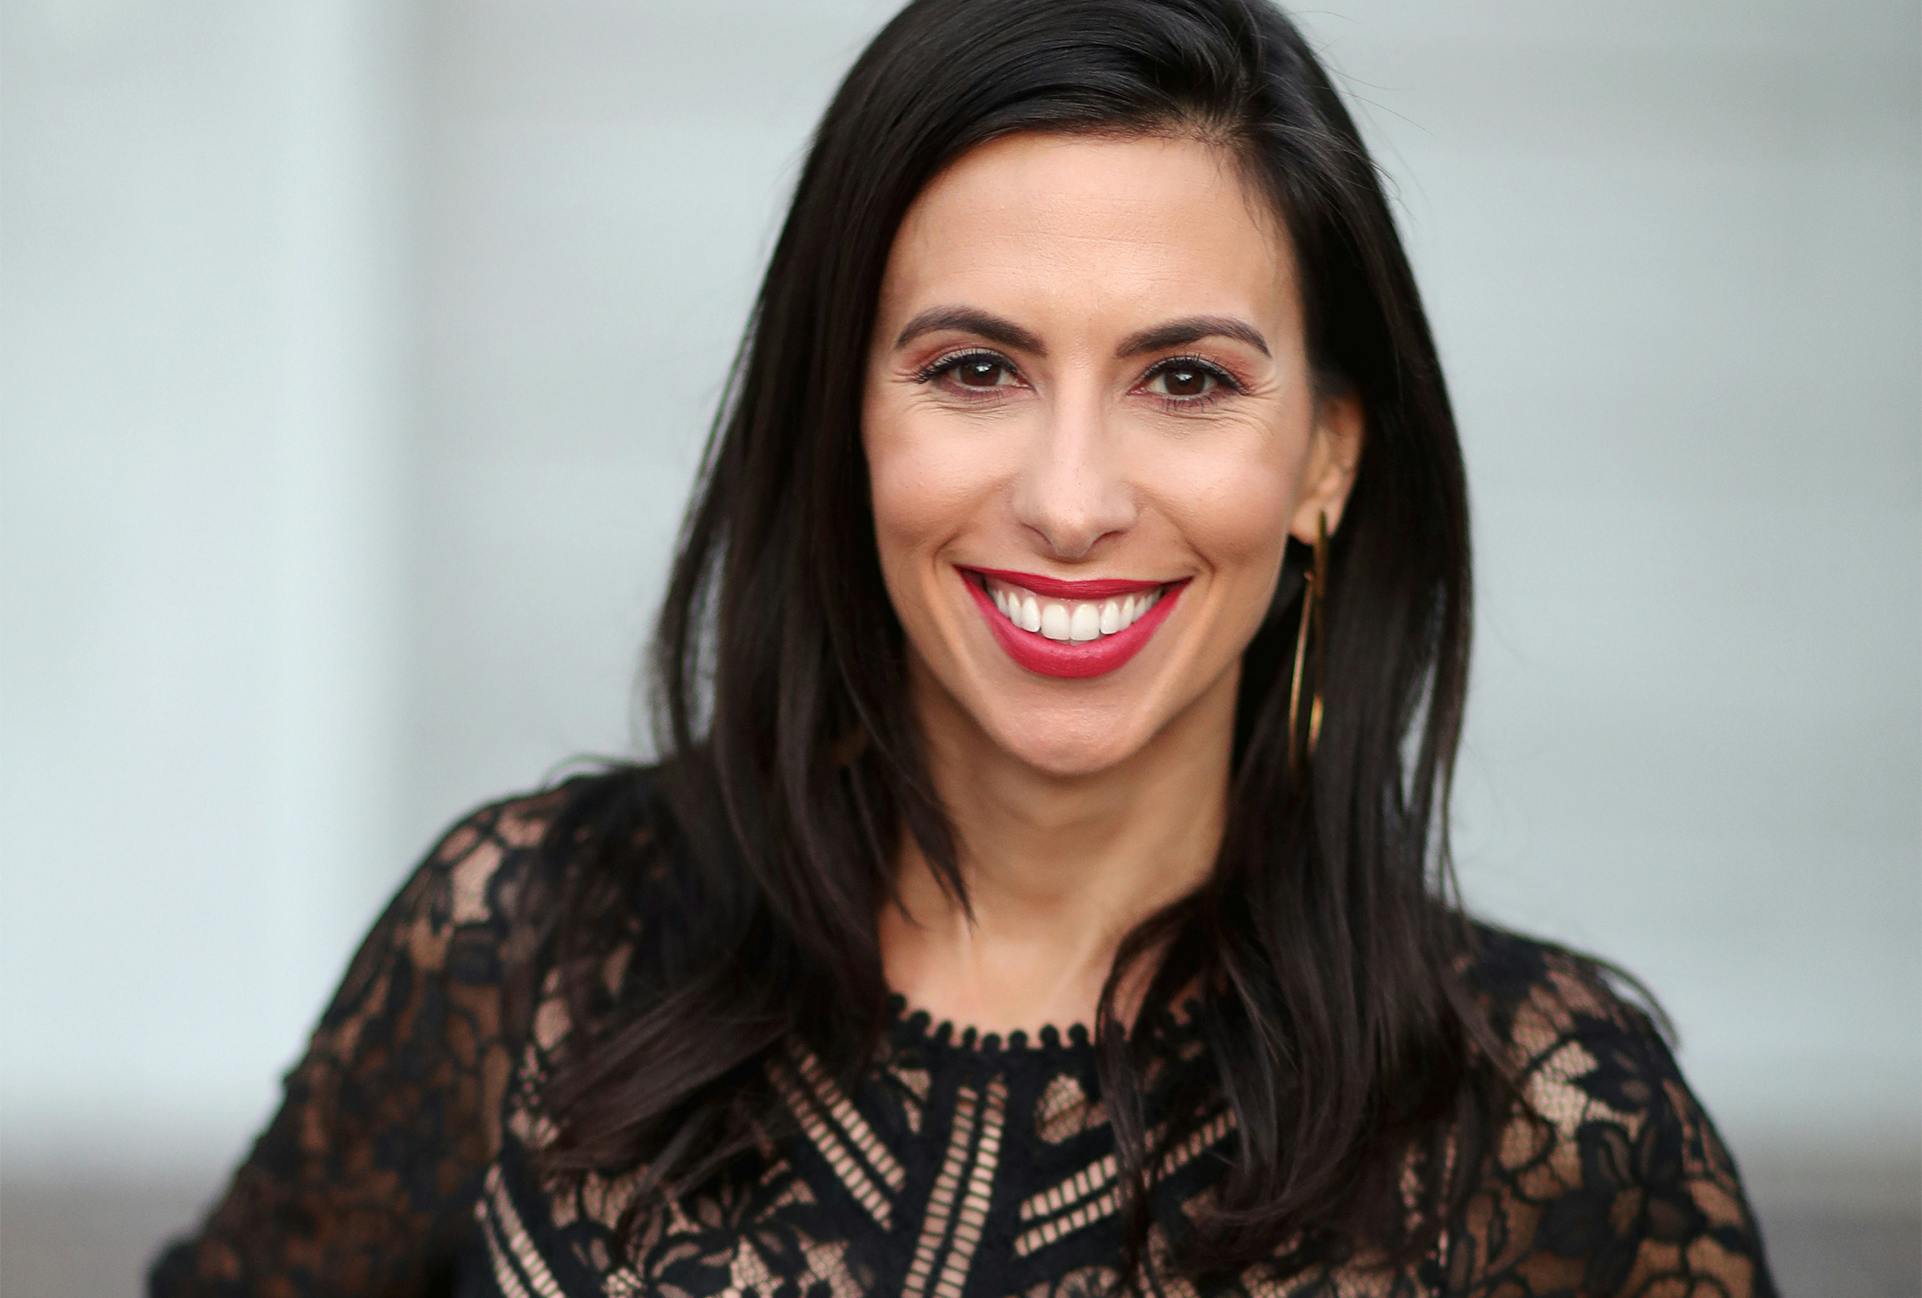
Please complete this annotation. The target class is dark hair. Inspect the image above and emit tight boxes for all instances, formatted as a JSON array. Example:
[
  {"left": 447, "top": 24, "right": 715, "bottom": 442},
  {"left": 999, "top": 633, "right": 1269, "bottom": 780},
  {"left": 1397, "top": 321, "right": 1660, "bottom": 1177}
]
[{"left": 524, "top": 0, "right": 1672, "bottom": 1288}]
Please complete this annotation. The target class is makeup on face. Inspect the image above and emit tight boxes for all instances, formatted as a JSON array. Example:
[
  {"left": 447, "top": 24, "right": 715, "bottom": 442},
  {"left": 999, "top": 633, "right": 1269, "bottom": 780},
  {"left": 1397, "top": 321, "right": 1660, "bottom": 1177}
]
[
  {"left": 861, "top": 132, "right": 1326, "bottom": 776},
  {"left": 956, "top": 566, "right": 1192, "bottom": 680}
]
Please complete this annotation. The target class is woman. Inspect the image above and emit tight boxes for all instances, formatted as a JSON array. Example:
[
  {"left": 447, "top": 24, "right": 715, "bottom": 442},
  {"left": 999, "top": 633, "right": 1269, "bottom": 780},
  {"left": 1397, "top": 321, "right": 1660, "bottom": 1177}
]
[{"left": 148, "top": 0, "right": 1781, "bottom": 1294}]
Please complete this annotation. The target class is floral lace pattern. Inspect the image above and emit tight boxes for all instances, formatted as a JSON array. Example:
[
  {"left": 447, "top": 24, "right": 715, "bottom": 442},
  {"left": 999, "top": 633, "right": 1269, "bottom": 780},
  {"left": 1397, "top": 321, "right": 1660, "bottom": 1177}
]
[{"left": 148, "top": 774, "right": 1781, "bottom": 1297}]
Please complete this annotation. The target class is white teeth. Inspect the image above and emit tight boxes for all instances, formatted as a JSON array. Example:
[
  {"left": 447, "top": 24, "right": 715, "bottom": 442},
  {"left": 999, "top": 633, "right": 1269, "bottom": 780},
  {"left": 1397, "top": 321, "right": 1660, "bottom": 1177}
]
[{"left": 981, "top": 576, "right": 1168, "bottom": 643}]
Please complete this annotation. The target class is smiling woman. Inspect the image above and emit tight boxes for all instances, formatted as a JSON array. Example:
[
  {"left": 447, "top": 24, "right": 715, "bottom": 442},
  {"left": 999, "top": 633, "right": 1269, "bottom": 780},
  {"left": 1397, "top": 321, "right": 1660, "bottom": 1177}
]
[
  {"left": 147, "top": 1, "right": 1781, "bottom": 1296},
  {"left": 864, "top": 132, "right": 1356, "bottom": 792}
]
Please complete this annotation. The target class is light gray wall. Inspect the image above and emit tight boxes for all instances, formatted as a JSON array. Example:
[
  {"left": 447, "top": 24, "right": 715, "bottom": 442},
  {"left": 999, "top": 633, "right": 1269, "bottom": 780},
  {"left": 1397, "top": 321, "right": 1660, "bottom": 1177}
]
[
  {"left": 3, "top": 0, "right": 1916, "bottom": 1290},
  {"left": 4, "top": 0, "right": 419, "bottom": 1178}
]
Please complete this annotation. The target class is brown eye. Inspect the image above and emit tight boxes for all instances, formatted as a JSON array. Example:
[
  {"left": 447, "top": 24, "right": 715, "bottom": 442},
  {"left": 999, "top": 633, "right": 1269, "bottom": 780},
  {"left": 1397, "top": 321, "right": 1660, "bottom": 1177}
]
[
  {"left": 914, "top": 349, "right": 1022, "bottom": 398},
  {"left": 954, "top": 357, "right": 1010, "bottom": 388},
  {"left": 1141, "top": 355, "right": 1244, "bottom": 412},
  {"left": 1148, "top": 363, "right": 1218, "bottom": 398}
]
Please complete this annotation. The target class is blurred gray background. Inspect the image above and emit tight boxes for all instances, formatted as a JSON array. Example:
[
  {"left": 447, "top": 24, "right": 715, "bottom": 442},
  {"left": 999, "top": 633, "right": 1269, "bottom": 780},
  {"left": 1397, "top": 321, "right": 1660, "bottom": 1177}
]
[{"left": 2, "top": 1, "right": 1917, "bottom": 1293}]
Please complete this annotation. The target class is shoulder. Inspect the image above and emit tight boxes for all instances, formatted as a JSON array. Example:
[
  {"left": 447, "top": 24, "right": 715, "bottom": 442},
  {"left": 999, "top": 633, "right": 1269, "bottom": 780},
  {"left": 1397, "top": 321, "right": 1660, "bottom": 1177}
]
[
  {"left": 1454, "top": 916, "right": 1668, "bottom": 1054},
  {"left": 1452, "top": 916, "right": 1690, "bottom": 1147},
  {"left": 1444, "top": 918, "right": 1779, "bottom": 1295},
  {"left": 379, "top": 761, "right": 671, "bottom": 974}
]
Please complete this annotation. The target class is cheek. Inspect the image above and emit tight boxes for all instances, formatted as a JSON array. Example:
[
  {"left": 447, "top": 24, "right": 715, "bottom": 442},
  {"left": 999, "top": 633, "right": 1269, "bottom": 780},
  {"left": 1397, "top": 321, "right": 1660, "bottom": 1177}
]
[
  {"left": 864, "top": 414, "right": 1001, "bottom": 647},
  {"left": 1148, "top": 436, "right": 1298, "bottom": 578},
  {"left": 863, "top": 408, "right": 1003, "bottom": 561}
]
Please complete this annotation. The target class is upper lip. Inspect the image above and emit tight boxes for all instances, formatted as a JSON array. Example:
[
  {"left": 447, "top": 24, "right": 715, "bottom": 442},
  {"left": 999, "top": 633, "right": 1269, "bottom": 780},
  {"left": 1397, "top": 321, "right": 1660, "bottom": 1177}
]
[{"left": 960, "top": 565, "right": 1178, "bottom": 600}]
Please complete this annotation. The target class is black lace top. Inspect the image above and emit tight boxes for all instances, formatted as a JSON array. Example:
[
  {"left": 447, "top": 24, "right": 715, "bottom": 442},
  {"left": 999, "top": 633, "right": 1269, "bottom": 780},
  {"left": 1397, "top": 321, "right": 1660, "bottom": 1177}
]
[{"left": 146, "top": 775, "right": 1781, "bottom": 1297}]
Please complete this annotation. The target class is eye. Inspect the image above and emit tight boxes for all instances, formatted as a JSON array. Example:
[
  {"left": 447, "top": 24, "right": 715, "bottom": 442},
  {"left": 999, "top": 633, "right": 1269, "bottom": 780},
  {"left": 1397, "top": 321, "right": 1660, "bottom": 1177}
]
[
  {"left": 1140, "top": 355, "right": 1244, "bottom": 411},
  {"left": 913, "top": 349, "right": 1022, "bottom": 397},
  {"left": 910, "top": 348, "right": 1247, "bottom": 412}
]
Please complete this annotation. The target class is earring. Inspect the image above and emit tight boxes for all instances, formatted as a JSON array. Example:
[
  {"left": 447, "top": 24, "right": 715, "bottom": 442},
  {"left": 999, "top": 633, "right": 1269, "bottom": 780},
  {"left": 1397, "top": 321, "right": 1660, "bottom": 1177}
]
[{"left": 1286, "top": 509, "right": 1329, "bottom": 780}]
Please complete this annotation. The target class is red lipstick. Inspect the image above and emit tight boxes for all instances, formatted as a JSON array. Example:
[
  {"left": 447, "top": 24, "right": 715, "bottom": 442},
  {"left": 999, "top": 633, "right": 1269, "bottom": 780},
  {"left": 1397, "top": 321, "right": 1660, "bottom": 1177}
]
[
  {"left": 959, "top": 566, "right": 1169, "bottom": 600},
  {"left": 959, "top": 567, "right": 1188, "bottom": 680}
]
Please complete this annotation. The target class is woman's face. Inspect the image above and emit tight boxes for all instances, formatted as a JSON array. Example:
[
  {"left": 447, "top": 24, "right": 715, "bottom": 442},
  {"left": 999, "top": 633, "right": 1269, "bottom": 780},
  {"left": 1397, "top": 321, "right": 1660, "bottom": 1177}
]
[{"left": 861, "top": 131, "right": 1362, "bottom": 779}]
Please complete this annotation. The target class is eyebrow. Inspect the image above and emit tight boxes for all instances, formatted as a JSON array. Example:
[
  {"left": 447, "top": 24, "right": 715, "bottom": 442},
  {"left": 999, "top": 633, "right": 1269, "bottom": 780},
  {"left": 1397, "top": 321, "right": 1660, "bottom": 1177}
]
[{"left": 892, "top": 305, "right": 1272, "bottom": 360}]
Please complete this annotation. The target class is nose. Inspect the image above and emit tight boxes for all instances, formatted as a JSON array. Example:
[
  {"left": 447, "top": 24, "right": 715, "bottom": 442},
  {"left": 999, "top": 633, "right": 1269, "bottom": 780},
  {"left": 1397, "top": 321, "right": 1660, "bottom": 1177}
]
[{"left": 1007, "top": 388, "right": 1138, "bottom": 561}]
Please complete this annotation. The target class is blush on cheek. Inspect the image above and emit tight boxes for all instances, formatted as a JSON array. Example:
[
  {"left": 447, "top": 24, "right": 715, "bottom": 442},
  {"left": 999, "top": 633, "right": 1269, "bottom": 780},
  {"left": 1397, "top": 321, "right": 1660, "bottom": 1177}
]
[
  {"left": 866, "top": 423, "right": 1010, "bottom": 557},
  {"left": 1211, "top": 486, "right": 1295, "bottom": 562},
  {"left": 866, "top": 468, "right": 959, "bottom": 637},
  {"left": 1155, "top": 450, "right": 1295, "bottom": 557}
]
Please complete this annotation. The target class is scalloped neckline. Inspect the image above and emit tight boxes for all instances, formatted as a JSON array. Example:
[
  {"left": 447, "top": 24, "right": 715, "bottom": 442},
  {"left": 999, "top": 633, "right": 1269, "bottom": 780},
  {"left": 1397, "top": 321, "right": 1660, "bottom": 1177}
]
[{"left": 883, "top": 989, "right": 1100, "bottom": 1056}]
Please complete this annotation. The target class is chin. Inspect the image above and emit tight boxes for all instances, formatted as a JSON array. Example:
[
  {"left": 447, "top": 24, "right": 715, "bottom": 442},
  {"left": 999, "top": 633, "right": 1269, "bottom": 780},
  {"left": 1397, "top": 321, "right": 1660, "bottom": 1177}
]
[{"left": 987, "top": 715, "right": 1147, "bottom": 780}]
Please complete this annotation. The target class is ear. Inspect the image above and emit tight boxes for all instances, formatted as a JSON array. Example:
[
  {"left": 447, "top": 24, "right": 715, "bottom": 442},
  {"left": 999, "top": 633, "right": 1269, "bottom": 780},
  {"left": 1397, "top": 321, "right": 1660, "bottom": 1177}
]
[{"left": 1287, "top": 388, "right": 1364, "bottom": 544}]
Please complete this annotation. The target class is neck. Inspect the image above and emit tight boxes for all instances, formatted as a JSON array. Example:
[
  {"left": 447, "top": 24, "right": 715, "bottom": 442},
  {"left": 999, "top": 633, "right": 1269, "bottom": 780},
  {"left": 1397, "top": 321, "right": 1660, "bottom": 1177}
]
[{"left": 879, "top": 656, "right": 1236, "bottom": 1036}]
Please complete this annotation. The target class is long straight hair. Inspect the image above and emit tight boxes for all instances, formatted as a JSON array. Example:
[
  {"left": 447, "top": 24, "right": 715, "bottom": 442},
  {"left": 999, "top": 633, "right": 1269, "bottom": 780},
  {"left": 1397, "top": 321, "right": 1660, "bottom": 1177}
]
[{"left": 524, "top": 0, "right": 1670, "bottom": 1287}]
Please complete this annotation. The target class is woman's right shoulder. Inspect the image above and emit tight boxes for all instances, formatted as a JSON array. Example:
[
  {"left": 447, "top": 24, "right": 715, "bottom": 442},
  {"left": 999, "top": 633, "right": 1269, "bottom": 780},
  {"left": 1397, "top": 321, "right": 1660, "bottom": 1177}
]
[{"left": 405, "top": 758, "right": 681, "bottom": 962}]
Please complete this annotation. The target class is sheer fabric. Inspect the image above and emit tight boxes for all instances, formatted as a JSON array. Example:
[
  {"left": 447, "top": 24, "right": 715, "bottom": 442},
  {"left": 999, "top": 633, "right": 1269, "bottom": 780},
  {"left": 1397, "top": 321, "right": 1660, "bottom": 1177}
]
[{"left": 147, "top": 774, "right": 1780, "bottom": 1297}]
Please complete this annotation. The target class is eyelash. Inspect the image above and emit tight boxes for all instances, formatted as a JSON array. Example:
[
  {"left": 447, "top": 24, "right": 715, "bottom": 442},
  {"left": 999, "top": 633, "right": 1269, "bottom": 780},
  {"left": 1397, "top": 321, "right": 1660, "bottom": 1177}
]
[{"left": 911, "top": 348, "right": 1248, "bottom": 413}]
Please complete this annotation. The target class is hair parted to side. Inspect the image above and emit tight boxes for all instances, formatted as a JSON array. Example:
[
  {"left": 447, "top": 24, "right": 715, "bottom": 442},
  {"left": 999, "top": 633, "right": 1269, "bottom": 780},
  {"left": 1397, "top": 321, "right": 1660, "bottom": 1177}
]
[{"left": 519, "top": 0, "right": 1673, "bottom": 1288}]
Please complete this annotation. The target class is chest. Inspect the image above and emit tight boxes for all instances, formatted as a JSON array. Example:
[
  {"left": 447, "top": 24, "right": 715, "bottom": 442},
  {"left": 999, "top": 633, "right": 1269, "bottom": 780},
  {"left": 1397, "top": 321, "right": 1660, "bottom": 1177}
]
[{"left": 452, "top": 1033, "right": 1270, "bottom": 1298}]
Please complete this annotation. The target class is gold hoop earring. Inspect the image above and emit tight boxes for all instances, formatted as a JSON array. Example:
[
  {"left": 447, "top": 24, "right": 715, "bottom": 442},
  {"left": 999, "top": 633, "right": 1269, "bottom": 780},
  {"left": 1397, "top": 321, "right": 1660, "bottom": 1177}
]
[{"left": 1286, "top": 509, "right": 1329, "bottom": 780}]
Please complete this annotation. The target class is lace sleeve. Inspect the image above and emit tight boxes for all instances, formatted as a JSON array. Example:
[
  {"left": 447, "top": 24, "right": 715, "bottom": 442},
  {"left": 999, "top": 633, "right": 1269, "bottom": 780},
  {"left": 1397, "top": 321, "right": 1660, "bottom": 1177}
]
[
  {"left": 1453, "top": 950, "right": 1782, "bottom": 1298},
  {"left": 1595, "top": 1012, "right": 1780, "bottom": 1297},
  {"left": 144, "top": 788, "right": 565, "bottom": 1298}
]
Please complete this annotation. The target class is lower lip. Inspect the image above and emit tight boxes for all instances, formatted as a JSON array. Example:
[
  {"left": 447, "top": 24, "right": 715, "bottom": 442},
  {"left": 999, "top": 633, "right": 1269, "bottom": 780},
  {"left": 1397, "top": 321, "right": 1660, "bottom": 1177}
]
[{"left": 961, "top": 569, "right": 1188, "bottom": 680}]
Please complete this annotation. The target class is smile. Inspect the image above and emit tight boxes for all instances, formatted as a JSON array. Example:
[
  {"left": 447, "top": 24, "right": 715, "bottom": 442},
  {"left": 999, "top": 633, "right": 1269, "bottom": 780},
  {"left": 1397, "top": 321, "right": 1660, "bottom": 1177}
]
[
  {"left": 957, "top": 566, "right": 1189, "bottom": 680},
  {"left": 983, "top": 574, "right": 1164, "bottom": 641}
]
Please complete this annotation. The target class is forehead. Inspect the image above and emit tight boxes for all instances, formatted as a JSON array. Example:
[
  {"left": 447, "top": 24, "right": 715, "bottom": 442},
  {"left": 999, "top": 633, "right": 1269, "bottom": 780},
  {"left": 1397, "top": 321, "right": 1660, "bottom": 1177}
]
[{"left": 877, "top": 132, "right": 1298, "bottom": 336}]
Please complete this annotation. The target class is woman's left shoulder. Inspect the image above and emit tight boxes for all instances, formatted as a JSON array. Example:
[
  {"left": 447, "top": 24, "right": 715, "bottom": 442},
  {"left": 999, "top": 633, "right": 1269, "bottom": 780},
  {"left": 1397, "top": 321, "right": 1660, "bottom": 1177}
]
[
  {"left": 1453, "top": 916, "right": 1673, "bottom": 1055},
  {"left": 1451, "top": 916, "right": 1740, "bottom": 1170},
  {"left": 1441, "top": 917, "right": 1782, "bottom": 1297}
]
